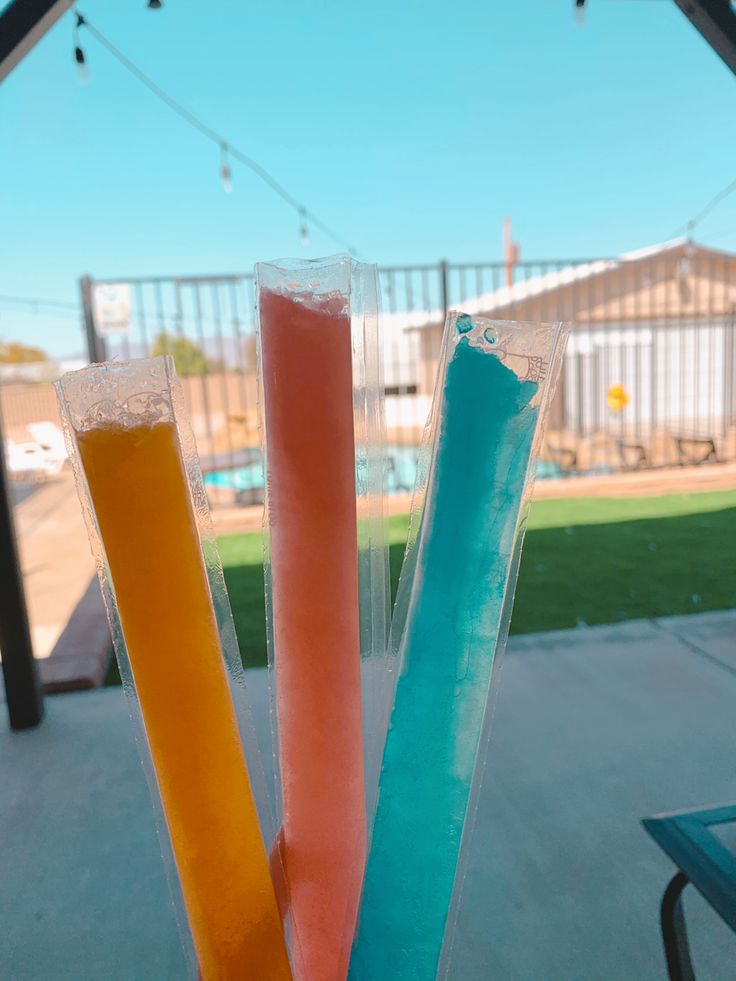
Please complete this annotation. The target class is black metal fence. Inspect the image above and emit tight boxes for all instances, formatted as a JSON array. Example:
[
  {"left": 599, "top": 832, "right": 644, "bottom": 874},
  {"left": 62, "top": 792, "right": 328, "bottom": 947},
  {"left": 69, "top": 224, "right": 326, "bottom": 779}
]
[
  {"left": 77, "top": 248, "right": 734, "bottom": 503},
  {"left": 7, "top": 248, "right": 734, "bottom": 508}
]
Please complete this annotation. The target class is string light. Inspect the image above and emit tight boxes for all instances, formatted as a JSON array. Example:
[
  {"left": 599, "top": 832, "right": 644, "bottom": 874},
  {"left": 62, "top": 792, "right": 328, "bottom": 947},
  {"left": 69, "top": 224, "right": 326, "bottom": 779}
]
[
  {"left": 71, "top": 11, "right": 359, "bottom": 255},
  {"left": 73, "top": 11, "right": 88, "bottom": 80},
  {"left": 220, "top": 143, "right": 233, "bottom": 193},
  {"left": 299, "top": 209, "right": 309, "bottom": 246},
  {"left": 671, "top": 178, "right": 736, "bottom": 240},
  {"left": 0, "top": 295, "right": 81, "bottom": 320},
  {"left": 0, "top": 294, "right": 78, "bottom": 311},
  {"left": 147, "top": 0, "right": 163, "bottom": 9}
]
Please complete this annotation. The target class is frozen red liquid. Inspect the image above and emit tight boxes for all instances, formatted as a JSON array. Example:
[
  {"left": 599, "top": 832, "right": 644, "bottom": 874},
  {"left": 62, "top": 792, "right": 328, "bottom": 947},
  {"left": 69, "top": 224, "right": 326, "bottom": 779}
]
[{"left": 259, "top": 288, "right": 365, "bottom": 981}]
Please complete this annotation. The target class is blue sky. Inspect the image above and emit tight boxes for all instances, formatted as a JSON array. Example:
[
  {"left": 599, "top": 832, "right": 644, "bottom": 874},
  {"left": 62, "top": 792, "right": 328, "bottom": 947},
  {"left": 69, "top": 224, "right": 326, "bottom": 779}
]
[{"left": 1, "top": 0, "right": 734, "bottom": 355}]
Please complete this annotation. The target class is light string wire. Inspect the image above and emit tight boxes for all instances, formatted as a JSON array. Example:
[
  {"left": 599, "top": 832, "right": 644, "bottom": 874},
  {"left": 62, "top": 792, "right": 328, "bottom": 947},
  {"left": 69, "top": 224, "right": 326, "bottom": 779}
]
[{"left": 74, "top": 10, "right": 359, "bottom": 256}]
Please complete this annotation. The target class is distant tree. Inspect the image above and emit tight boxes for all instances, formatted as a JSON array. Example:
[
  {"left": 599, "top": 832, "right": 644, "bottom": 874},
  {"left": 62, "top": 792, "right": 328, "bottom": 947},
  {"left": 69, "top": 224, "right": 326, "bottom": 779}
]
[
  {"left": 151, "top": 332, "right": 207, "bottom": 376},
  {"left": 0, "top": 340, "right": 49, "bottom": 363}
]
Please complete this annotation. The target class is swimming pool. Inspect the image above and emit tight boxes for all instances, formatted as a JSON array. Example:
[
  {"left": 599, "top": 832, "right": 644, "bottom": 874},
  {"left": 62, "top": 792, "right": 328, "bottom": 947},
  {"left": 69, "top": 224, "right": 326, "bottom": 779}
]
[
  {"left": 204, "top": 446, "right": 563, "bottom": 499},
  {"left": 204, "top": 445, "right": 422, "bottom": 498}
]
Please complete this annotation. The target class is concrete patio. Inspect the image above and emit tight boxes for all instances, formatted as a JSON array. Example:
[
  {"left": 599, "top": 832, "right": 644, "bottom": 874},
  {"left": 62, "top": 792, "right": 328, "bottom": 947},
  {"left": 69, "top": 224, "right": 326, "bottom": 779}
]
[
  {"left": 2, "top": 610, "right": 735, "bottom": 980},
  {"left": 11, "top": 471, "right": 109, "bottom": 691}
]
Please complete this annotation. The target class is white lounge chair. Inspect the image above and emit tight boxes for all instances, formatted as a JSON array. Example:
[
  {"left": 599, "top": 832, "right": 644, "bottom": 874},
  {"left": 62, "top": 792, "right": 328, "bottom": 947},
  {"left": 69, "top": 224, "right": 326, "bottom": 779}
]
[
  {"left": 28, "top": 422, "right": 67, "bottom": 473},
  {"left": 5, "top": 440, "right": 56, "bottom": 479},
  {"left": 5, "top": 422, "right": 67, "bottom": 480}
]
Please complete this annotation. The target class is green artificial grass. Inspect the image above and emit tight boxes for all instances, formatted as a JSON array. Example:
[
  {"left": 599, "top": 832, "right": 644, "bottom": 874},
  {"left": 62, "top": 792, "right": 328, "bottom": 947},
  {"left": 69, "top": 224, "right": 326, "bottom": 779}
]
[
  {"left": 105, "top": 489, "right": 736, "bottom": 682},
  {"left": 511, "top": 490, "right": 736, "bottom": 633}
]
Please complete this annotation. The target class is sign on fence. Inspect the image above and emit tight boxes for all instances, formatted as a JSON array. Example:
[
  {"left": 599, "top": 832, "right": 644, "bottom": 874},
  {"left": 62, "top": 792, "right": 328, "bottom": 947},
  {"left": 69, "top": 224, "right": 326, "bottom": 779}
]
[
  {"left": 92, "top": 283, "right": 131, "bottom": 335},
  {"left": 607, "top": 383, "right": 629, "bottom": 414}
]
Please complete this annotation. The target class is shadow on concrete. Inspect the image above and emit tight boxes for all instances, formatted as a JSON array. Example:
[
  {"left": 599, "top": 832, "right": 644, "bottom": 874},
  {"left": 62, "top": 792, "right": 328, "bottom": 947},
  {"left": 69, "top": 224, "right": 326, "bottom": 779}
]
[{"left": 104, "top": 504, "right": 736, "bottom": 683}]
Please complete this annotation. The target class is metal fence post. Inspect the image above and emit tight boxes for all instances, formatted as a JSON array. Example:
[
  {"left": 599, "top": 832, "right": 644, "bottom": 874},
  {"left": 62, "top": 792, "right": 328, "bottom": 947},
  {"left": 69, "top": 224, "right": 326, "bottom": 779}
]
[
  {"left": 439, "top": 259, "right": 449, "bottom": 323},
  {"left": 724, "top": 309, "right": 736, "bottom": 437},
  {"left": 0, "top": 423, "right": 44, "bottom": 730},
  {"left": 80, "top": 274, "right": 106, "bottom": 363}
]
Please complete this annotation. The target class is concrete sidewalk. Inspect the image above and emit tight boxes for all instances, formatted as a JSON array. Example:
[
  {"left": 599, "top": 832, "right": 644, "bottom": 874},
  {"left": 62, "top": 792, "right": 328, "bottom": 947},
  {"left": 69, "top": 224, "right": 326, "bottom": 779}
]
[{"left": 1, "top": 610, "right": 735, "bottom": 979}]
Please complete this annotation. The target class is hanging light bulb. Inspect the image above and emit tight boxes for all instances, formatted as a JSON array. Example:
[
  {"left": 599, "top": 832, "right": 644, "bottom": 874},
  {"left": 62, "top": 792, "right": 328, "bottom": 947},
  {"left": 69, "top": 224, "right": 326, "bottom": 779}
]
[
  {"left": 574, "top": 0, "right": 585, "bottom": 27},
  {"left": 299, "top": 209, "right": 309, "bottom": 246},
  {"left": 220, "top": 143, "right": 233, "bottom": 193},
  {"left": 147, "top": 0, "right": 163, "bottom": 8},
  {"left": 73, "top": 11, "right": 89, "bottom": 80}
]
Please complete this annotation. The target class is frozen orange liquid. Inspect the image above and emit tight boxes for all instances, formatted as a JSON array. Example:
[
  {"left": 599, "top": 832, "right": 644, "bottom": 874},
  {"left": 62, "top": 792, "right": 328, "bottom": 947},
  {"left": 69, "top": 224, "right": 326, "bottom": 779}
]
[
  {"left": 260, "top": 290, "right": 366, "bottom": 981},
  {"left": 77, "top": 418, "right": 291, "bottom": 981}
]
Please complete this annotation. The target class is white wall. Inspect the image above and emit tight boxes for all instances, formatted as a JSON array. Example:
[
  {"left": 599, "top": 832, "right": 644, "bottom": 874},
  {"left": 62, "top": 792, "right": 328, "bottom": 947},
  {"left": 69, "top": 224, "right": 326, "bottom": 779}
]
[{"left": 563, "top": 321, "right": 733, "bottom": 436}]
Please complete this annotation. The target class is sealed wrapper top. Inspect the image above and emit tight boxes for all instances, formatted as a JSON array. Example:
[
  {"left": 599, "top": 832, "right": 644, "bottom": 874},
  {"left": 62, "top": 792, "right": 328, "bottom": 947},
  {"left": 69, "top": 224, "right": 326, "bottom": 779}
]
[{"left": 56, "top": 357, "right": 292, "bottom": 981}]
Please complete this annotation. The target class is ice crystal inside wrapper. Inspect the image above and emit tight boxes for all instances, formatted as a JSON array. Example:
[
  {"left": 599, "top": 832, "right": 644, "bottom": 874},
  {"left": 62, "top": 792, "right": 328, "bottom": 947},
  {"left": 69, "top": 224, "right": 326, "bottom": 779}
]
[
  {"left": 55, "top": 357, "right": 292, "bottom": 981},
  {"left": 350, "top": 315, "right": 569, "bottom": 981},
  {"left": 255, "top": 256, "right": 390, "bottom": 981}
]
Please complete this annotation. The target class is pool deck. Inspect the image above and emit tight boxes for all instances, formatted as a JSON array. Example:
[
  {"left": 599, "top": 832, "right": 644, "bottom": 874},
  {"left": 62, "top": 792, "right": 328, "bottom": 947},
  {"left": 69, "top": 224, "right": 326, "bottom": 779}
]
[
  {"left": 209, "top": 460, "right": 736, "bottom": 534},
  {"left": 2, "top": 609, "right": 735, "bottom": 979},
  {"left": 11, "top": 471, "right": 110, "bottom": 690}
]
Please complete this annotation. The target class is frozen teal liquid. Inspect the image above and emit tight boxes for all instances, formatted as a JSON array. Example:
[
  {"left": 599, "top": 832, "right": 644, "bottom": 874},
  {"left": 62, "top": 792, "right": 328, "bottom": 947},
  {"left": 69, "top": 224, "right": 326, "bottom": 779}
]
[{"left": 349, "top": 335, "right": 538, "bottom": 980}]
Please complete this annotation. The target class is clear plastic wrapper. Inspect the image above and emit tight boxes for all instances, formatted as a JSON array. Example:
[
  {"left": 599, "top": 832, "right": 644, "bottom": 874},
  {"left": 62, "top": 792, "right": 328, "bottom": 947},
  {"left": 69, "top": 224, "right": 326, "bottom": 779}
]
[
  {"left": 349, "top": 313, "right": 569, "bottom": 980},
  {"left": 255, "top": 256, "right": 390, "bottom": 981},
  {"left": 55, "top": 357, "right": 293, "bottom": 981}
]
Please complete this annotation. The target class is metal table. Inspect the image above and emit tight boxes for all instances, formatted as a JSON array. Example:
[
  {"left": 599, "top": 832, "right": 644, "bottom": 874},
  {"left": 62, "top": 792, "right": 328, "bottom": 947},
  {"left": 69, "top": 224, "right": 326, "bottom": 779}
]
[{"left": 643, "top": 803, "right": 736, "bottom": 981}]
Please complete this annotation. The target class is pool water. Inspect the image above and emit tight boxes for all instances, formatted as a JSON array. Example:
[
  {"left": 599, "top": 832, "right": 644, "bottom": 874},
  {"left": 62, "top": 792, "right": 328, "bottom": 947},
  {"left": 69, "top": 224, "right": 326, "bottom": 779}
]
[
  {"left": 204, "top": 446, "right": 561, "bottom": 498},
  {"left": 204, "top": 445, "right": 422, "bottom": 498},
  {"left": 205, "top": 452, "right": 264, "bottom": 495}
]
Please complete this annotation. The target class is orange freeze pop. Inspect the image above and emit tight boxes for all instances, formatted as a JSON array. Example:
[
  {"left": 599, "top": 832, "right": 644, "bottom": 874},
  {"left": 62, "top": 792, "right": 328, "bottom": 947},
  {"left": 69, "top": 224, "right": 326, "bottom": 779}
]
[
  {"left": 77, "top": 417, "right": 291, "bottom": 981},
  {"left": 259, "top": 289, "right": 366, "bottom": 981}
]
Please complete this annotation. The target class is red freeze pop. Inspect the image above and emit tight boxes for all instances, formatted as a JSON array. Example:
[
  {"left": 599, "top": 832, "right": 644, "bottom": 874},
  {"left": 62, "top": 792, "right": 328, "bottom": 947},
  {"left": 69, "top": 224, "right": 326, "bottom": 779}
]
[{"left": 259, "top": 288, "right": 365, "bottom": 981}]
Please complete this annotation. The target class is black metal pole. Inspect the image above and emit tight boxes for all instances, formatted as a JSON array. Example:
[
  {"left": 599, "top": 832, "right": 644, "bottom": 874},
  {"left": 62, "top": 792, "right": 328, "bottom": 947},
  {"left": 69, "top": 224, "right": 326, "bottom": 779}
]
[
  {"left": 0, "top": 0, "right": 73, "bottom": 83},
  {"left": 80, "top": 274, "right": 106, "bottom": 363},
  {"left": 673, "top": 0, "right": 736, "bottom": 76},
  {"left": 439, "top": 259, "right": 449, "bottom": 323},
  {"left": 0, "top": 424, "right": 44, "bottom": 730}
]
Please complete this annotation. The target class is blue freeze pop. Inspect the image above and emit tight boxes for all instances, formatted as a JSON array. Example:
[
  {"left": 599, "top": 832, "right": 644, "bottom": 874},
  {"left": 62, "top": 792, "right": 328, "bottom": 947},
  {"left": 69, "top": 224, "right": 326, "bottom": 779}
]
[{"left": 350, "top": 330, "right": 539, "bottom": 980}]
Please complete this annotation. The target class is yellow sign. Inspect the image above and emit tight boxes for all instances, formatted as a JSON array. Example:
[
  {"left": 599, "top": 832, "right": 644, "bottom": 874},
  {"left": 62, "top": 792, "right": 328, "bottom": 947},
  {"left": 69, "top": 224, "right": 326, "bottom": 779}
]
[{"left": 607, "top": 383, "right": 629, "bottom": 413}]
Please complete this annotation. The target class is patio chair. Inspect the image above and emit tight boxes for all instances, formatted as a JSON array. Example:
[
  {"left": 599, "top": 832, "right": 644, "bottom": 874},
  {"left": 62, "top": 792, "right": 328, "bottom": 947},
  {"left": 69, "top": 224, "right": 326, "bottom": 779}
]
[
  {"left": 642, "top": 802, "right": 736, "bottom": 980},
  {"left": 543, "top": 439, "right": 578, "bottom": 474},
  {"left": 5, "top": 439, "right": 57, "bottom": 479},
  {"left": 28, "top": 421, "right": 67, "bottom": 474},
  {"left": 669, "top": 433, "right": 720, "bottom": 467},
  {"left": 614, "top": 436, "right": 649, "bottom": 472}
]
